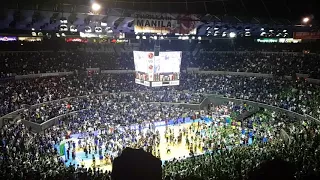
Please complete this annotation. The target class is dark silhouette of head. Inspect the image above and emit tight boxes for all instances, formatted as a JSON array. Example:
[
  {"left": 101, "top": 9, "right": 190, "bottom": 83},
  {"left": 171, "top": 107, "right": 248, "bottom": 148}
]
[{"left": 111, "top": 147, "right": 162, "bottom": 180}]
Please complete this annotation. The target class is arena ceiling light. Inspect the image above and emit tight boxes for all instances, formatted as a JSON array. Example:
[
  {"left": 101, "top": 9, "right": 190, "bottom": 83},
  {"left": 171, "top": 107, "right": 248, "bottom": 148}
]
[
  {"left": 303, "top": 17, "right": 310, "bottom": 23},
  {"left": 245, "top": 32, "right": 251, "bottom": 37},
  {"left": 101, "top": 22, "right": 107, "bottom": 27},
  {"left": 59, "top": 24, "right": 68, "bottom": 32},
  {"left": 222, "top": 32, "right": 227, "bottom": 37},
  {"left": 85, "top": 26, "right": 92, "bottom": 33},
  {"left": 229, "top": 32, "right": 236, "bottom": 38},
  {"left": 95, "top": 27, "right": 102, "bottom": 33},
  {"left": 92, "top": 2, "right": 101, "bottom": 12},
  {"left": 70, "top": 25, "right": 77, "bottom": 32}
]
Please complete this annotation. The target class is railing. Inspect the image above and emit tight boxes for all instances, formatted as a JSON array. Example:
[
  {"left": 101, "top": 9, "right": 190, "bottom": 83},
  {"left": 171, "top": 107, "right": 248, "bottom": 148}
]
[
  {"left": 0, "top": 105, "right": 27, "bottom": 127},
  {"left": 13, "top": 91, "right": 201, "bottom": 132},
  {"left": 3, "top": 91, "right": 319, "bottom": 132},
  {"left": 21, "top": 101, "right": 201, "bottom": 133},
  {"left": 1, "top": 70, "right": 320, "bottom": 131},
  {"left": 21, "top": 93, "right": 320, "bottom": 133},
  {"left": 202, "top": 94, "right": 319, "bottom": 123},
  {"left": 15, "top": 72, "right": 73, "bottom": 80}
]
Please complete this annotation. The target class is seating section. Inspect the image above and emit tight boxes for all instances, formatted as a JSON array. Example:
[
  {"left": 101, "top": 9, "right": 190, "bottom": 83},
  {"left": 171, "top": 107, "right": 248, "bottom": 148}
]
[{"left": 1, "top": 41, "right": 320, "bottom": 180}]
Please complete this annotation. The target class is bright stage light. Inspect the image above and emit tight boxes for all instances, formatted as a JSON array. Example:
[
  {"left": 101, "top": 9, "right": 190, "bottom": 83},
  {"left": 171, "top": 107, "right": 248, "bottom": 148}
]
[{"left": 92, "top": 3, "right": 101, "bottom": 11}]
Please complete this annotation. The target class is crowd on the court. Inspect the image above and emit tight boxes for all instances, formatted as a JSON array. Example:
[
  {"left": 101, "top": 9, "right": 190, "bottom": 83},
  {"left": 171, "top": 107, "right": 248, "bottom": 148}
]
[{"left": 54, "top": 101, "right": 252, "bottom": 162}]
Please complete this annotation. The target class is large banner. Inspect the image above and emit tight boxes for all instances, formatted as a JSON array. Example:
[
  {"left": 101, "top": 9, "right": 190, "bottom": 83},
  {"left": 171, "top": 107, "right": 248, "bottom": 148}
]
[
  {"left": 133, "top": 13, "right": 200, "bottom": 34},
  {"left": 293, "top": 32, "right": 320, "bottom": 39}
]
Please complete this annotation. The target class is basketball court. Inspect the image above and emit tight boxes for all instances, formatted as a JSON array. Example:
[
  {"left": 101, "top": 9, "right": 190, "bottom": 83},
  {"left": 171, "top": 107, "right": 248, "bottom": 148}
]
[{"left": 60, "top": 120, "right": 209, "bottom": 171}]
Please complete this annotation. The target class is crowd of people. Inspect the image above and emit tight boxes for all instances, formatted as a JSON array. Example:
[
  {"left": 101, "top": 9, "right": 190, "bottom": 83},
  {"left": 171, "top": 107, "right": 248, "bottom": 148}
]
[
  {"left": 2, "top": 99, "right": 320, "bottom": 179},
  {"left": 163, "top": 118, "right": 320, "bottom": 180},
  {"left": 1, "top": 41, "right": 320, "bottom": 180},
  {"left": 2, "top": 73, "right": 320, "bottom": 121},
  {"left": 19, "top": 91, "right": 203, "bottom": 124},
  {"left": 0, "top": 42, "right": 320, "bottom": 78}
]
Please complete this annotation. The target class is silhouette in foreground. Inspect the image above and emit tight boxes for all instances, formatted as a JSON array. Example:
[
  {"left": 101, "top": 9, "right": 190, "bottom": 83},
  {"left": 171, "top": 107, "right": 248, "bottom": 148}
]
[{"left": 111, "top": 147, "right": 162, "bottom": 180}]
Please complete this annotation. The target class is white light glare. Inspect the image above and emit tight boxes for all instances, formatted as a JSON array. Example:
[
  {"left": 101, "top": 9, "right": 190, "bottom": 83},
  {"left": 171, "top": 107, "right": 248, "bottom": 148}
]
[
  {"left": 92, "top": 3, "right": 101, "bottom": 11},
  {"left": 136, "top": 35, "right": 140, "bottom": 39},
  {"left": 229, "top": 32, "right": 236, "bottom": 38},
  {"left": 303, "top": 17, "right": 310, "bottom": 23},
  {"left": 197, "top": 36, "right": 201, "bottom": 40},
  {"left": 261, "top": 28, "right": 264, "bottom": 31},
  {"left": 142, "top": 36, "right": 146, "bottom": 39}
]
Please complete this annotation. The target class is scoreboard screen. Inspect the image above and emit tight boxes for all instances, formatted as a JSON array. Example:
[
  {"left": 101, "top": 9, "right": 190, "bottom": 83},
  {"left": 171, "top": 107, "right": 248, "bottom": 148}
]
[{"left": 133, "top": 51, "right": 181, "bottom": 87}]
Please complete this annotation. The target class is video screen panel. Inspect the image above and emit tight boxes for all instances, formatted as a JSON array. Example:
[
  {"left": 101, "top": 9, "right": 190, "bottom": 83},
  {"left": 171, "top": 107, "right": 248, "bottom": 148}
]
[
  {"left": 154, "top": 51, "right": 181, "bottom": 73},
  {"left": 133, "top": 51, "right": 154, "bottom": 73},
  {"left": 133, "top": 51, "right": 181, "bottom": 87}
]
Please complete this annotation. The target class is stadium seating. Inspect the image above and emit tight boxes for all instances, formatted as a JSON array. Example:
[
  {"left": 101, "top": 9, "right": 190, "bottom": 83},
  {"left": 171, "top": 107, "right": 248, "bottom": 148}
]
[{"left": 1, "top": 41, "right": 320, "bottom": 180}]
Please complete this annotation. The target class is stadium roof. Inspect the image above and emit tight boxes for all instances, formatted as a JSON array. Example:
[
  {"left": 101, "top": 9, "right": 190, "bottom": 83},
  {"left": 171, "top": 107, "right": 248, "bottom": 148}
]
[
  {"left": 1, "top": 0, "right": 317, "bottom": 36},
  {"left": 3, "top": 0, "right": 317, "bottom": 21}
]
